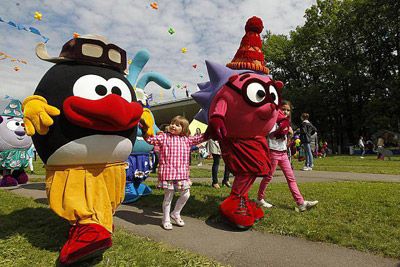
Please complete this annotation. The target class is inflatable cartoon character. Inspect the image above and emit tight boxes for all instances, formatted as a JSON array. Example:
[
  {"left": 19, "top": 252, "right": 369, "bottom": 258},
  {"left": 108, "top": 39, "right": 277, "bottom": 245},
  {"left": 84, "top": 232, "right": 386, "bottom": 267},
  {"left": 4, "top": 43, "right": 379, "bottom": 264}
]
[
  {"left": 0, "top": 99, "right": 32, "bottom": 187},
  {"left": 23, "top": 35, "right": 143, "bottom": 265},
  {"left": 193, "top": 17, "right": 283, "bottom": 229},
  {"left": 123, "top": 49, "right": 171, "bottom": 203}
]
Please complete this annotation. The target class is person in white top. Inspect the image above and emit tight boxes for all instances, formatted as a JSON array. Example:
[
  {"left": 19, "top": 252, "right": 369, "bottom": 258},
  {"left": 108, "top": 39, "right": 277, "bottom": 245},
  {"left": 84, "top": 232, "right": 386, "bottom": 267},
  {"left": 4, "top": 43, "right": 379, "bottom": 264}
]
[
  {"left": 358, "top": 136, "right": 365, "bottom": 158},
  {"left": 256, "top": 100, "right": 318, "bottom": 212}
]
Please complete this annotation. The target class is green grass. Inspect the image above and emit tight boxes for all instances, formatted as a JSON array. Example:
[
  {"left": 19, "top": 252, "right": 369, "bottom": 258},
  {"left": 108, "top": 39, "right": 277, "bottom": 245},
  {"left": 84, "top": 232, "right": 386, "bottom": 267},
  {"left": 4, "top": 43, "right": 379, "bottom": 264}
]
[
  {"left": 292, "top": 155, "right": 400, "bottom": 175},
  {"left": 134, "top": 181, "right": 400, "bottom": 259},
  {"left": 0, "top": 190, "right": 225, "bottom": 267},
  {"left": 27, "top": 154, "right": 400, "bottom": 178}
]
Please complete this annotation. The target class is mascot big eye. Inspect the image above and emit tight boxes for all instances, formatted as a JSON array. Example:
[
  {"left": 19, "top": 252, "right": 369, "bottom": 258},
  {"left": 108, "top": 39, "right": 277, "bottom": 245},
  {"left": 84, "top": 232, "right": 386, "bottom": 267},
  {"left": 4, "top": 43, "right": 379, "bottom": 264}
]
[
  {"left": 192, "top": 17, "right": 284, "bottom": 229},
  {"left": 23, "top": 35, "right": 143, "bottom": 265}
]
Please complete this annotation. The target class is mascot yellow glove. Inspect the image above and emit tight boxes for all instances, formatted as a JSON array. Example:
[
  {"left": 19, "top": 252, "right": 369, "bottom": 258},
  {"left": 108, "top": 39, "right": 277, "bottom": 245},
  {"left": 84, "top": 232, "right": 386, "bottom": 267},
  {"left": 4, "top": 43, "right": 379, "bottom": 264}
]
[
  {"left": 141, "top": 108, "right": 155, "bottom": 137},
  {"left": 22, "top": 95, "right": 60, "bottom": 136}
]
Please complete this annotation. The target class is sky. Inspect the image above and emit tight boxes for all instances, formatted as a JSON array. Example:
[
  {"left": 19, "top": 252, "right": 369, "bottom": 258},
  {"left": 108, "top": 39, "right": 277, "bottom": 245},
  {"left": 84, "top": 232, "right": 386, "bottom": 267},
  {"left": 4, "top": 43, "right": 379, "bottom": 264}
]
[{"left": 0, "top": 0, "right": 315, "bottom": 103}]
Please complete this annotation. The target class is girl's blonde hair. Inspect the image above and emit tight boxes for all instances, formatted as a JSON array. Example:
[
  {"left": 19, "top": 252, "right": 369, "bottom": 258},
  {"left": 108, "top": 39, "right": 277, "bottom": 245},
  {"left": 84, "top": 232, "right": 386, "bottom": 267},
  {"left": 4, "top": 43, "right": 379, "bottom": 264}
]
[{"left": 170, "top": 115, "right": 190, "bottom": 136}]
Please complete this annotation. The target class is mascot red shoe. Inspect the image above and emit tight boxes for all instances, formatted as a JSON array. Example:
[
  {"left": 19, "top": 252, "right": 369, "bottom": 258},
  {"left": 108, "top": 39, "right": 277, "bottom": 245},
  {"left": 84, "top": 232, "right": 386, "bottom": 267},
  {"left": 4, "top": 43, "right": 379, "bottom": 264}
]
[
  {"left": 23, "top": 35, "right": 143, "bottom": 265},
  {"left": 192, "top": 16, "right": 284, "bottom": 229}
]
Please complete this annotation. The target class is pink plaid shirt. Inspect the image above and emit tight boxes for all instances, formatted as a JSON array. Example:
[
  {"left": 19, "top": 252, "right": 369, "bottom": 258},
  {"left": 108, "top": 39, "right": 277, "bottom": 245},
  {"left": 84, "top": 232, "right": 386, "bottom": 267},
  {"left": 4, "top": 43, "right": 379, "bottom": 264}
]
[{"left": 145, "top": 133, "right": 205, "bottom": 181}]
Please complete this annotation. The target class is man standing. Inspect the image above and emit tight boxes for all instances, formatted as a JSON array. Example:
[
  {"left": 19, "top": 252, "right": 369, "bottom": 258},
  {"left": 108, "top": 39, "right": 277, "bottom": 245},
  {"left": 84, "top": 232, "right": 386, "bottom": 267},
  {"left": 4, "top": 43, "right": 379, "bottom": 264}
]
[
  {"left": 358, "top": 136, "right": 365, "bottom": 158},
  {"left": 300, "top": 113, "right": 317, "bottom": 171}
]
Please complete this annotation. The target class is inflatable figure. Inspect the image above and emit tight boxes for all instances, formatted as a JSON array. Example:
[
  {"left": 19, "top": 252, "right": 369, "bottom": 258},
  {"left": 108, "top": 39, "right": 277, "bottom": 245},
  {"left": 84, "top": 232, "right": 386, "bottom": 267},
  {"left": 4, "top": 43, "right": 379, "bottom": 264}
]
[
  {"left": 0, "top": 99, "right": 32, "bottom": 187},
  {"left": 23, "top": 35, "right": 143, "bottom": 265},
  {"left": 123, "top": 49, "right": 171, "bottom": 203},
  {"left": 192, "top": 17, "right": 283, "bottom": 229}
]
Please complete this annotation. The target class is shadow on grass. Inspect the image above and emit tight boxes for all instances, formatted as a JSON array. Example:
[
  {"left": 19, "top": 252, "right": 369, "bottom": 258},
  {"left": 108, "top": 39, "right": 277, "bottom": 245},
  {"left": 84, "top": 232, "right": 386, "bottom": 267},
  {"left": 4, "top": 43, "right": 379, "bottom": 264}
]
[
  {"left": 35, "top": 197, "right": 49, "bottom": 205},
  {"left": 0, "top": 206, "right": 69, "bottom": 252}
]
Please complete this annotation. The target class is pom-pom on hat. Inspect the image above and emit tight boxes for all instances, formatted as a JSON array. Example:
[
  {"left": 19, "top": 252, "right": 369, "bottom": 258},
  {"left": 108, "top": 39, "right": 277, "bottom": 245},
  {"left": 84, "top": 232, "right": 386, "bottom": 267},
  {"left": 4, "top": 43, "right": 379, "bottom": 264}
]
[{"left": 226, "top": 16, "right": 269, "bottom": 75}]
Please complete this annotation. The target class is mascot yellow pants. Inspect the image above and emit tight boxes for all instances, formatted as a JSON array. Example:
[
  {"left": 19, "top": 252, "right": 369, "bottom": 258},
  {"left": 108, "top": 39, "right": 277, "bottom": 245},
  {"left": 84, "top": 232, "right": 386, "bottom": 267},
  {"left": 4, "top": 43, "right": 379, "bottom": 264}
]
[{"left": 45, "top": 162, "right": 126, "bottom": 233}]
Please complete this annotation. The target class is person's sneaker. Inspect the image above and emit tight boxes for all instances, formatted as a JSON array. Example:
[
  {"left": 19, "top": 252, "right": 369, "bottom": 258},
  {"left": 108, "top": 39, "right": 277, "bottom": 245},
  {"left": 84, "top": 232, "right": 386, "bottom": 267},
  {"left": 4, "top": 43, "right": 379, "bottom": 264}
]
[
  {"left": 360, "top": 156, "right": 364, "bottom": 159},
  {"left": 222, "top": 181, "right": 231, "bottom": 188},
  {"left": 301, "top": 166, "right": 310, "bottom": 171},
  {"left": 296, "top": 200, "right": 319, "bottom": 212},
  {"left": 212, "top": 183, "right": 220, "bottom": 189},
  {"left": 197, "top": 162, "right": 203, "bottom": 166},
  {"left": 255, "top": 199, "right": 273, "bottom": 208}
]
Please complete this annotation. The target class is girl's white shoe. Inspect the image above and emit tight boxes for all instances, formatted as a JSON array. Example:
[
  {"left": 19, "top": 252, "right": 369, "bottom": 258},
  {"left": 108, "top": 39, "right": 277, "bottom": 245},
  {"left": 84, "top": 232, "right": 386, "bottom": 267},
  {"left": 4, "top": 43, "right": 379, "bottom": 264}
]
[
  {"left": 255, "top": 199, "right": 273, "bottom": 208},
  {"left": 170, "top": 213, "right": 185, "bottom": 227},
  {"left": 162, "top": 221, "right": 173, "bottom": 230}
]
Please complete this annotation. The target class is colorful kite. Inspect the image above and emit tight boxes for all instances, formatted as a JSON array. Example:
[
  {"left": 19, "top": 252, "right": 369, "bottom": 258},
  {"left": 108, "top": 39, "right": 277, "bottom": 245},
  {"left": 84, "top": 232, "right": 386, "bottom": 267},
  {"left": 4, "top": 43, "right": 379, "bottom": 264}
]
[
  {"left": 1, "top": 52, "right": 27, "bottom": 71},
  {"left": 150, "top": 2, "right": 158, "bottom": 9},
  {"left": 0, "top": 16, "right": 49, "bottom": 43},
  {"left": 192, "top": 64, "right": 197, "bottom": 68},
  {"left": 34, "top": 11, "right": 42, "bottom": 21},
  {"left": 181, "top": 47, "right": 187, "bottom": 53},
  {"left": 168, "top": 27, "right": 175, "bottom": 35}
]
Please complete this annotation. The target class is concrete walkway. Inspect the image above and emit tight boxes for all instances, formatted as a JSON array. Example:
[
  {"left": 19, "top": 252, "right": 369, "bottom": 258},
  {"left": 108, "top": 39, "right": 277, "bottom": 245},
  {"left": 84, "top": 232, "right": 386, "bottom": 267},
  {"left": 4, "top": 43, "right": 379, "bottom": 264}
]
[
  {"left": 29, "top": 169, "right": 400, "bottom": 184},
  {"left": 4, "top": 175, "right": 399, "bottom": 267}
]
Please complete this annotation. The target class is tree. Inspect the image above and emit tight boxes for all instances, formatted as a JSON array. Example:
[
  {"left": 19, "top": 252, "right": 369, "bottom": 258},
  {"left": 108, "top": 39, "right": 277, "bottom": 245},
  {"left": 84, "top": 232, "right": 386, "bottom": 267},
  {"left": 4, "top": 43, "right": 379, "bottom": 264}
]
[{"left": 263, "top": 0, "right": 400, "bottom": 152}]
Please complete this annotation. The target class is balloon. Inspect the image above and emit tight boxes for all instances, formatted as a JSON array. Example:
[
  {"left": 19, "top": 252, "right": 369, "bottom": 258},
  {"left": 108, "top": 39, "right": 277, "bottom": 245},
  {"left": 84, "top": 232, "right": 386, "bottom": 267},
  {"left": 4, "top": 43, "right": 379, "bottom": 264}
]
[
  {"left": 150, "top": 2, "right": 158, "bottom": 9},
  {"left": 34, "top": 11, "right": 42, "bottom": 21}
]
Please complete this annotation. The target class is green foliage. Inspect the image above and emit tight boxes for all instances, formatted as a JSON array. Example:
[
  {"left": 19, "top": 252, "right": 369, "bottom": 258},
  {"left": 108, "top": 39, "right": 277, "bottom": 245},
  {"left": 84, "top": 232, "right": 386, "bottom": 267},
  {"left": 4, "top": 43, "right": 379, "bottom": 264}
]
[{"left": 263, "top": 0, "right": 400, "bottom": 150}]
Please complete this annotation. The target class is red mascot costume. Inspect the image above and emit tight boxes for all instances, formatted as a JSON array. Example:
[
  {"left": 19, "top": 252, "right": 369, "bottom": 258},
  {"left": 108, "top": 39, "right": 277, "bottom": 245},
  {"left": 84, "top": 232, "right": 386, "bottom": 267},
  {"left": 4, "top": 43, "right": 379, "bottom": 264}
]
[{"left": 192, "top": 16, "right": 284, "bottom": 229}]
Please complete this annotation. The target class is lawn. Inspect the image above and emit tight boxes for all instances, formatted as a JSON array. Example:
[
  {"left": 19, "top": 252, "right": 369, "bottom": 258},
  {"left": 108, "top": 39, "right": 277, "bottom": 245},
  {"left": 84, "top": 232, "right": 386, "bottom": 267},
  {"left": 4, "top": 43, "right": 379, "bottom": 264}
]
[
  {"left": 27, "top": 154, "right": 400, "bottom": 178},
  {"left": 0, "top": 190, "right": 224, "bottom": 267},
  {"left": 292, "top": 155, "right": 400, "bottom": 175},
  {"left": 133, "top": 181, "right": 400, "bottom": 259}
]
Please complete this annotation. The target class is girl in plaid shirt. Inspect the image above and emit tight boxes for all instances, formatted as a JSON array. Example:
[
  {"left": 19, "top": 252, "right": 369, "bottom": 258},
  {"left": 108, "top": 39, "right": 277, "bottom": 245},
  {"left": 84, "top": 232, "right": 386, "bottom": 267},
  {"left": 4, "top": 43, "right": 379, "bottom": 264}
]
[{"left": 143, "top": 115, "right": 207, "bottom": 230}]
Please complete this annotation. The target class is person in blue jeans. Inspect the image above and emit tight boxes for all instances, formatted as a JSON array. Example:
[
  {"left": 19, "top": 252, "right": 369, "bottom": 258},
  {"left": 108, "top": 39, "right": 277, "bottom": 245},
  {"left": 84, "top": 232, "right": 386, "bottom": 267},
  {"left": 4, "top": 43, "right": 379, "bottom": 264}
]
[{"left": 299, "top": 113, "right": 317, "bottom": 171}]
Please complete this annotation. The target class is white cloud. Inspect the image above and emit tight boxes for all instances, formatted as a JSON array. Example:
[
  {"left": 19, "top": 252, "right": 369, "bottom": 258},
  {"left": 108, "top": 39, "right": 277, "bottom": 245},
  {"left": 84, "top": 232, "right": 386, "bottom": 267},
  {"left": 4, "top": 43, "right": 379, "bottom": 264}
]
[{"left": 0, "top": 0, "right": 315, "bottom": 102}]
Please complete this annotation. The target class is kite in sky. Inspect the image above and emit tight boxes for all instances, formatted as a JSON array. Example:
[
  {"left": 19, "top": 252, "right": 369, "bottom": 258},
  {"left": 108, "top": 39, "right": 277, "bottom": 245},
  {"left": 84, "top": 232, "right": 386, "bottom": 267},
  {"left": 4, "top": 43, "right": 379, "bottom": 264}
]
[{"left": 0, "top": 16, "right": 49, "bottom": 43}]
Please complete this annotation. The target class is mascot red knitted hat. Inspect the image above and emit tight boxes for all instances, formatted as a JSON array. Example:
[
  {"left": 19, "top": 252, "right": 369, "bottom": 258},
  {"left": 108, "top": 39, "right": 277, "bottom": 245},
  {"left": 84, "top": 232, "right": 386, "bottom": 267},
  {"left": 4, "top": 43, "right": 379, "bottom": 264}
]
[{"left": 226, "top": 16, "right": 269, "bottom": 75}]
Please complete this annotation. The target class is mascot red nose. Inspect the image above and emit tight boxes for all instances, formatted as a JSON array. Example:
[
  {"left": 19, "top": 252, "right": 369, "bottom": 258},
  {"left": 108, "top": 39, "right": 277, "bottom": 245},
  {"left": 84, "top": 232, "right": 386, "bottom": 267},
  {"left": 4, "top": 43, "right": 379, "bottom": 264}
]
[
  {"left": 192, "top": 16, "right": 284, "bottom": 229},
  {"left": 23, "top": 35, "right": 142, "bottom": 265}
]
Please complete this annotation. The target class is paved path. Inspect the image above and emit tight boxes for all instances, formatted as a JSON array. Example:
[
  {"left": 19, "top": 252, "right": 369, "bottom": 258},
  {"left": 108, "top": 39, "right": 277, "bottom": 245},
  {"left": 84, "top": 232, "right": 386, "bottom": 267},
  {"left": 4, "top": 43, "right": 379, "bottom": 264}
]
[
  {"left": 4, "top": 178, "right": 399, "bottom": 267},
  {"left": 29, "top": 170, "right": 400, "bottom": 184}
]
